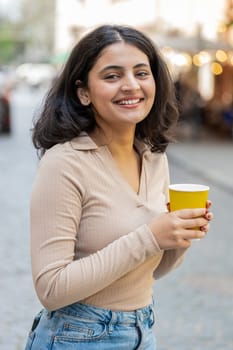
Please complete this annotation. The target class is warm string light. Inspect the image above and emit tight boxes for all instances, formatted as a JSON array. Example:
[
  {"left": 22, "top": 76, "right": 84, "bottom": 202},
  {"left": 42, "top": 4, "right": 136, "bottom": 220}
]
[
  {"left": 160, "top": 46, "right": 233, "bottom": 101},
  {"left": 161, "top": 46, "right": 233, "bottom": 76},
  {"left": 211, "top": 62, "right": 223, "bottom": 75}
]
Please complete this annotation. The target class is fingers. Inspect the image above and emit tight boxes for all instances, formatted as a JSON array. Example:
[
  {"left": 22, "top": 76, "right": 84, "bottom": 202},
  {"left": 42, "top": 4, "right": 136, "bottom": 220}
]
[
  {"left": 184, "top": 216, "right": 209, "bottom": 229},
  {"left": 200, "top": 223, "right": 210, "bottom": 232},
  {"left": 175, "top": 208, "right": 207, "bottom": 219},
  {"left": 205, "top": 211, "right": 213, "bottom": 220},
  {"left": 152, "top": 204, "right": 213, "bottom": 250},
  {"left": 167, "top": 200, "right": 213, "bottom": 212},
  {"left": 171, "top": 224, "right": 206, "bottom": 242},
  {"left": 171, "top": 207, "right": 213, "bottom": 236},
  {"left": 167, "top": 202, "right": 213, "bottom": 218},
  {"left": 182, "top": 229, "right": 206, "bottom": 241},
  {"left": 206, "top": 200, "right": 212, "bottom": 210},
  {"left": 174, "top": 208, "right": 213, "bottom": 222},
  {"left": 200, "top": 211, "right": 213, "bottom": 232}
]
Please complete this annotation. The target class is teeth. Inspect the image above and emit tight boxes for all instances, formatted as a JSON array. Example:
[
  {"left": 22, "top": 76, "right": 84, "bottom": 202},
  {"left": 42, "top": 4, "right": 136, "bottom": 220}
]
[{"left": 118, "top": 99, "right": 140, "bottom": 105}]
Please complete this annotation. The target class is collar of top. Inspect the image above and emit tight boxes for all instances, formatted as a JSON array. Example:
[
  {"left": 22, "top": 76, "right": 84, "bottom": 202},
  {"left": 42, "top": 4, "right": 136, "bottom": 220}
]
[
  {"left": 70, "top": 132, "right": 151, "bottom": 156},
  {"left": 70, "top": 132, "right": 98, "bottom": 150}
]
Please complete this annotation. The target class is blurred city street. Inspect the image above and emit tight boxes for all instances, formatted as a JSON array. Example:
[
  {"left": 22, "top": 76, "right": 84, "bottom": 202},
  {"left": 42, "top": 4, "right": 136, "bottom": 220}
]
[
  {"left": 155, "top": 142, "right": 233, "bottom": 349},
  {"left": 0, "top": 86, "right": 233, "bottom": 349}
]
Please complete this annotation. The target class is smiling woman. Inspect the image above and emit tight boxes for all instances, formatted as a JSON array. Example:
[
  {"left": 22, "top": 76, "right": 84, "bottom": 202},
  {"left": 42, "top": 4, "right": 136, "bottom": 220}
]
[
  {"left": 24, "top": 24, "right": 213, "bottom": 350},
  {"left": 76, "top": 42, "right": 156, "bottom": 133},
  {"left": 32, "top": 24, "right": 178, "bottom": 155}
]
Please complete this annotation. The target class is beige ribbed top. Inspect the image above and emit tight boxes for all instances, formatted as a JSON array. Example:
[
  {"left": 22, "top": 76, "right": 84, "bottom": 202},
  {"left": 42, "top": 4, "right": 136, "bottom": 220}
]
[{"left": 30, "top": 133, "right": 186, "bottom": 311}]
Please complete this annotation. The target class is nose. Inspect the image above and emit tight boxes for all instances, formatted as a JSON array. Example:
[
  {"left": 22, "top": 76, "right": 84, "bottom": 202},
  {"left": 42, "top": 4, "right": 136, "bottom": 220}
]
[{"left": 121, "top": 74, "right": 140, "bottom": 92}]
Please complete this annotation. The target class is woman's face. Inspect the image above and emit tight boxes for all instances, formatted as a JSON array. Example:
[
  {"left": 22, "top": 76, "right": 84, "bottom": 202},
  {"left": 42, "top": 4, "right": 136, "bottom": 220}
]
[{"left": 78, "top": 41, "right": 156, "bottom": 132}]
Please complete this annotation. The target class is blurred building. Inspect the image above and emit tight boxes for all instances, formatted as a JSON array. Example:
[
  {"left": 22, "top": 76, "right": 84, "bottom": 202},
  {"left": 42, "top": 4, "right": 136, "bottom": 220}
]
[
  {"left": 19, "top": 0, "right": 56, "bottom": 62},
  {"left": 54, "top": 0, "right": 159, "bottom": 55},
  {"left": 54, "top": 0, "right": 226, "bottom": 53}
]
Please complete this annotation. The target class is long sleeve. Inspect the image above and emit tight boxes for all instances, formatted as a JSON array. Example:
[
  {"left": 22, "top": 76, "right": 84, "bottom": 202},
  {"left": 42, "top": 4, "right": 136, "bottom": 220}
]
[
  {"left": 30, "top": 146, "right": 162, "bottom": 311},
  {"left": 153, "top": 248, "right": 187, "bottom": 280},
  {"left": 153, "top": 151, "right": 187, "bottom": 280}
]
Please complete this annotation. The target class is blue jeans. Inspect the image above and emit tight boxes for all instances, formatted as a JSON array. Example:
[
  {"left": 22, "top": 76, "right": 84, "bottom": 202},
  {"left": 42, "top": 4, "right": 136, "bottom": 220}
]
[{"left": 24, "top": 301, "right": 156, "bottom": 349}]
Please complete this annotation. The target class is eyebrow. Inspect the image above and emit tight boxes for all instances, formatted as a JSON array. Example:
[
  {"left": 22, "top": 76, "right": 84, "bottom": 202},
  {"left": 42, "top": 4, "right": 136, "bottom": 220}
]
[{"left": 99, "top": 63, "right": 150, "bottom": 73}]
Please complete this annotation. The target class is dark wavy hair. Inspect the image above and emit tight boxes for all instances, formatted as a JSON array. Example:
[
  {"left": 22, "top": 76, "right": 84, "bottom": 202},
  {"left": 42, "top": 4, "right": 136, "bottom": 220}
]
[{"left": 32, "top": 24, "right": 179, "bottom": 156}]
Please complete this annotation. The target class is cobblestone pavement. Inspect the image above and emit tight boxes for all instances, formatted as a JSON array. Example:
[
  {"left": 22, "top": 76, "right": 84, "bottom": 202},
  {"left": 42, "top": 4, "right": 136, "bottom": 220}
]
[{"left": 0, "top": 87, "right": 233, "bottom": 349}]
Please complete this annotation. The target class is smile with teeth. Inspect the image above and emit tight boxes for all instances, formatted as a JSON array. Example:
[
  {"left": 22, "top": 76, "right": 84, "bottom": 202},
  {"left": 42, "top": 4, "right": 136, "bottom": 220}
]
[{"left": 117, "top": 98, "right": 141, "bottom": 105}]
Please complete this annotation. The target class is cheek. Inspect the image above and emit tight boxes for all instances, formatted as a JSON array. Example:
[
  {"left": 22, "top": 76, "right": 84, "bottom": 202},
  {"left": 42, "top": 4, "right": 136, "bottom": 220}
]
[
  {"left": 143, "top": 79, "right": 156, "bottom": 103},
  {"left": 147, "top": 83, "right": 156, "bottom": 107},
  {"left": 89, "top": 91, "right": 111, "bottom": 118},
  {"left": 90, "top": 85, "right": 115, "bottom": 108},
  {"left": 91, "top": 82, "right": 110, "bottom": 97},
  {"left": 150, "top": 81, "right": 156, "bottom": 98}
]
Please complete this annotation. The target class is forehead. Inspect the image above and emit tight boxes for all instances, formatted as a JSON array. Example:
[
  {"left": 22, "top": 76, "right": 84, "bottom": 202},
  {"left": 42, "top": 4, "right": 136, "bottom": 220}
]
[{"left": 94, "top": 42, "right": 150, "bottom": 69}]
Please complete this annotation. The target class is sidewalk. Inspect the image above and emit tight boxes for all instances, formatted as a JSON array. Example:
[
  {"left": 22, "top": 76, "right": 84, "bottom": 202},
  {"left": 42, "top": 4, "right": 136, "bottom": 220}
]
[
  {"left": 167, "top": 139, "right": 233, "bottom": 194},
  {"left": 155, "top": 138, "right": 233, "bottom": 350}
]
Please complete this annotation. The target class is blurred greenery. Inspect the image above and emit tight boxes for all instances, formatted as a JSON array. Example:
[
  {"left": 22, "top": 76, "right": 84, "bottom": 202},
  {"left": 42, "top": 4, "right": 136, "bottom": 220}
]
[
  {"left": 0, "top": 0, "right": 55, "bottom": 65},
  {"left": 0, "top": 21, "right": 23, "bottom": 64},
  {"left": 0, "top": 35, "right": 15, "bottom": 63}
]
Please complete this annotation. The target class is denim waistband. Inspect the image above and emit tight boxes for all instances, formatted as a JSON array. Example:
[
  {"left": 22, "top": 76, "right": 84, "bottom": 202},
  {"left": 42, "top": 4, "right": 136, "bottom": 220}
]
[{"left": 54, "top": 301, "right": 155, "bottom": 326}]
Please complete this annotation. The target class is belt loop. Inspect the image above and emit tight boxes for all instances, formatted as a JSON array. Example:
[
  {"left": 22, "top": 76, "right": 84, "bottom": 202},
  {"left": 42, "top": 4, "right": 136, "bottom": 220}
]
[
  {"left": 136, "top": 310, "right": 141, "bottom": 327},
  {"left": 108, "top": 311, "right": 115, "bottom": 334},
  {"left": 46, "top": 310, "right": 54, "bottom": 319},
  {"left": 149, "top": 304, "right": 155, "bottom": 327}
]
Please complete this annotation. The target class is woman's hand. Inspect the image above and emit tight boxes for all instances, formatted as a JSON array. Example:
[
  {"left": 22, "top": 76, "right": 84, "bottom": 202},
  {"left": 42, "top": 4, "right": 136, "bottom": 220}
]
[
  {"left": 200, "top": 200, "right": 213, "bottom": 233},
  {"left": 148, "top": 202, "right": 213, "bottom": 250}
]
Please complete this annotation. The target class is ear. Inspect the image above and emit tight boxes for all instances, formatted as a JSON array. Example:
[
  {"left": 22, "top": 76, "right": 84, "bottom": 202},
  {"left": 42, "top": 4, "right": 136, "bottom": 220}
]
[{"left": 77, "top": 87, "right": 91, "bottom": 106}]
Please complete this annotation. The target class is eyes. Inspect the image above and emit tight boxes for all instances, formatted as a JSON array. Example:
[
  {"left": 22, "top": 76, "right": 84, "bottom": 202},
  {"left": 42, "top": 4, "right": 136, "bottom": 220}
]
[{"left": 103, "top": 70, "right": 151, "bottom": 81}]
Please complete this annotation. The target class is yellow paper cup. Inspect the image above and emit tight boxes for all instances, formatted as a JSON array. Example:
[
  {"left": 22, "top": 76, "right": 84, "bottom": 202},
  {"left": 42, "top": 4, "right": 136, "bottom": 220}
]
[{"left": 169, "top": 184, "right": 209, "bottom": 212}]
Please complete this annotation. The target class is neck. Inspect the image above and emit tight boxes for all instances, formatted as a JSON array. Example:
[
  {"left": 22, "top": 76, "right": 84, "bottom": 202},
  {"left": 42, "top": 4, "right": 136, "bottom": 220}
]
[
  {"left": 108, "top": 137, "right": 135, "bottom": 159},
  {"left": 91, "top": 125, "right": 136, "bottom": 158}
]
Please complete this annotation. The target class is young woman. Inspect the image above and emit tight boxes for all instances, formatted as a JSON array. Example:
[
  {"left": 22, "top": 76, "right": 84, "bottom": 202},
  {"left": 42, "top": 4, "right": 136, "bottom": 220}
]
[{"left": 25, "top": 24, "right": 213, "bottom": 350}]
